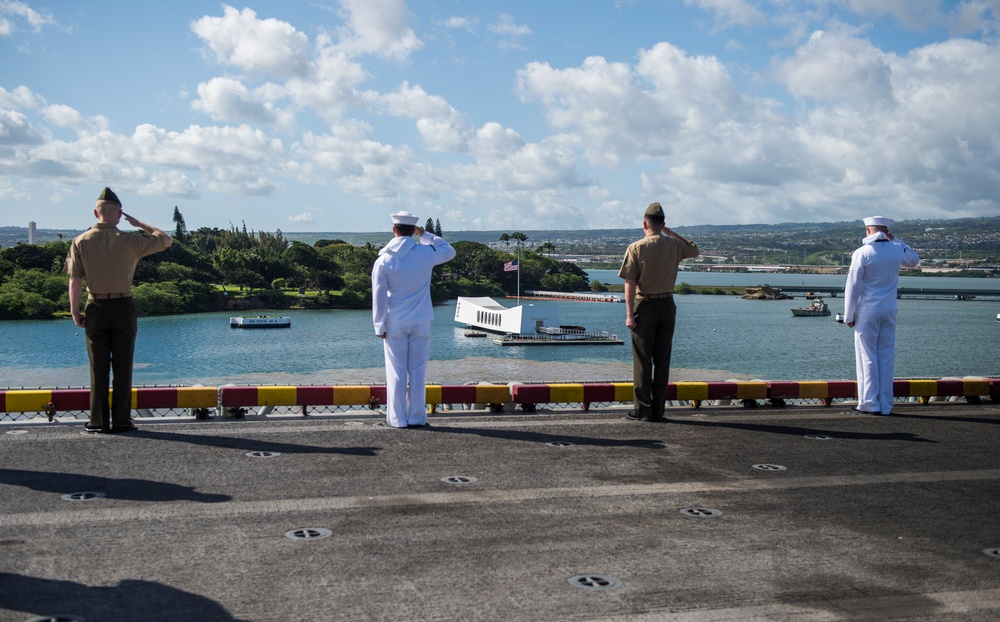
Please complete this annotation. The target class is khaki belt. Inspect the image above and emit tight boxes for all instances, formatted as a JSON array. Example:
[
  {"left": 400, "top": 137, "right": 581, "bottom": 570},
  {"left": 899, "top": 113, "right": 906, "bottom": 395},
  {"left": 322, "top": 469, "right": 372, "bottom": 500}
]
[
  {"left": 89, "top": 293, "right": 131, "bottom": 300},
  {"left": 637, "top": 292, "right": 673, "bottom": 299}
]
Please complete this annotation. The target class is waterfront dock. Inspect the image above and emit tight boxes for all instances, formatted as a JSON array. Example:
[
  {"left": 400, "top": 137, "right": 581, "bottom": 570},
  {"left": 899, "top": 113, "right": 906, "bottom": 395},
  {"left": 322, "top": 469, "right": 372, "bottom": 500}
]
[{"left": 2, "top": 399, "right": 999, "bottom": 621}]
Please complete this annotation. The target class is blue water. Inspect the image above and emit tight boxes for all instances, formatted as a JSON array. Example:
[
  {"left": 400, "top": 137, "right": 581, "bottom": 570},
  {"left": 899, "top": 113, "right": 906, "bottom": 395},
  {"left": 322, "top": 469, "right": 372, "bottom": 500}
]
[{"left": 1, "top": 272, "right": 997, "bottom": 387}]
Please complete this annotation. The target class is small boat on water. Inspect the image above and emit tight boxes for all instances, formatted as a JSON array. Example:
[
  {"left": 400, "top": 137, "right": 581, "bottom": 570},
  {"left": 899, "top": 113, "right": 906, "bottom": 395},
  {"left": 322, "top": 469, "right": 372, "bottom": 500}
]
[
  {"left": 791, "top": 298, "right": 831, "bottom": 317},
  {"left": 230, "top": 316, "right": 291, "bottom": 328}
]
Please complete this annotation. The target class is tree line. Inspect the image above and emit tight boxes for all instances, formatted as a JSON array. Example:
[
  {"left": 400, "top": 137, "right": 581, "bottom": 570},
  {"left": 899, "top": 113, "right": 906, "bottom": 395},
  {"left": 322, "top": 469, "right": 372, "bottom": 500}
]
[{"left": 0, "top": 210, "right": 590, "bottom": 320}]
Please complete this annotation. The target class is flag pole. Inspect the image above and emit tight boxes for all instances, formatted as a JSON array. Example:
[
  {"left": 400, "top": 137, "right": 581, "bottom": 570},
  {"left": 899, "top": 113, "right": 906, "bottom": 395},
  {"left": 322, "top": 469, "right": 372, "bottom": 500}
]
[{"left": 516, "top": 242, "right": 521, "bottom": 305}]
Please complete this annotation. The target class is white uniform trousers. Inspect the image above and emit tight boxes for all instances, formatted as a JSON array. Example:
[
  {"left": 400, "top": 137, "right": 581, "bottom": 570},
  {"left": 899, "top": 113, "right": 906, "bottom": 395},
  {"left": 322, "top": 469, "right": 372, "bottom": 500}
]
[
  {"left": 853, "top": 308, "right": 897, "bottom": 414},
  {"left": 383, "top": 322, "right": 431, "bottom": 428}
]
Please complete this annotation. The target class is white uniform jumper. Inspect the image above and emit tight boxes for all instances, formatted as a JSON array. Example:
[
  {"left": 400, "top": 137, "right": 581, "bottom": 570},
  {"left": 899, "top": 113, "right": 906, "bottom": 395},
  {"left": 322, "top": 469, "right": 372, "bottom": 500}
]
[
  {"left": 843, "top": 232, "right": 920, "bottom": 414},
  {"left": 372, "top": 231, "right": 456, "bottom": 428}
]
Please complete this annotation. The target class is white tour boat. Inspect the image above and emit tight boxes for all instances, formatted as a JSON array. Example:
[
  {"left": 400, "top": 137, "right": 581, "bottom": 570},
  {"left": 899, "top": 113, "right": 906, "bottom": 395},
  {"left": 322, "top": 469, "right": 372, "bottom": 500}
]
[{"left": 230, "top": 316, "right": 291, "bottom": 329}]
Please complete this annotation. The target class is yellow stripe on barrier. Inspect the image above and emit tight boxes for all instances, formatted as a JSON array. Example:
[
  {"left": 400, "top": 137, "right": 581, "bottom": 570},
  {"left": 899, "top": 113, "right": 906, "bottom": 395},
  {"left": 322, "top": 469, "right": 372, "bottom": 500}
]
[
  {"left": 736, "top": 382, "right": 768, "bottom": 400},
  {"left": 963, "top": 379, "right": 989, "bottom": 396},
  {"left": 177, "top": 387, "right": 219, "bottom": 408},
  {"left": 106, "top": 388, "right": 138, "bottom": 408},
  {"left": 4, "top": 390, "right": 53, "bottom": 412},
  {"left": 909, "top": 380, "right": 938, "bottom": 398},
  {"left": 425, "top": 385, "right": 443, "bottom": 404},
  {"left": 332, "top": 385, "right": 372, "bottom": 406},
  {"left": 549, "top": 383, "right": 584, "bottom": 403},
  {"left": 798, "top": 382, "right": 829, "bottom": 399},
  {"left": 257, "top": 386, "right": 298, "bottom": 406},
  {"left": 475, "top": 385, "right": 511, "bottom": 404},
  {"left": 613, "top": 383, "right": 634, "bottom": 402},
  {"left": 675, "top": 382, "right": 708, "bottom": 401}
]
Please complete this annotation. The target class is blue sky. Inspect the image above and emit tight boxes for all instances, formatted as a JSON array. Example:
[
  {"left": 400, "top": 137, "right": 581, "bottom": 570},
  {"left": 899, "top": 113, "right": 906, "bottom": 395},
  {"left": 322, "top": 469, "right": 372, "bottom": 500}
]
[{"left": 1, "top": 1, "right": 998, "bottom": 233}]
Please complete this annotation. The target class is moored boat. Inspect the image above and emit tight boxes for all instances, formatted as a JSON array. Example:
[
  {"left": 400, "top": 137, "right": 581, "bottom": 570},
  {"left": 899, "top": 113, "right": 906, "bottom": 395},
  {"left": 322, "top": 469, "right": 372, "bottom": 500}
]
[
  {"left": 791, "top": 297, "right": 831, "bottom": 317},
  {"left": 230, "top": 316, "right": 291, "bottom": 328}
]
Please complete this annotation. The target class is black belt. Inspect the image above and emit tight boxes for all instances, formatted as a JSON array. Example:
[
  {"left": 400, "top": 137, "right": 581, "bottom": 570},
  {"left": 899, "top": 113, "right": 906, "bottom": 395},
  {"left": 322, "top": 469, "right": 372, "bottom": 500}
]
[
  {"left": 637, "top": 292, "right": 673, "bottom": 299},
  {"left": 89, "top": 293, "right": 131, "bottom": 300}
]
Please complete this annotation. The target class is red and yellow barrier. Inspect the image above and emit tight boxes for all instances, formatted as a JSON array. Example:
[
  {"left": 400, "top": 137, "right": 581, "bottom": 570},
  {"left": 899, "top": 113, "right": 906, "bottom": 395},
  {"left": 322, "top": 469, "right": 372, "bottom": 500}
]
[
  {"left": 892, "top": 378, "right": 991, "bottom": 403},
  {"left": 3, "top": 377, "right": 997, "bottom": 417},
  {"left": 0, "top": 387, "right": 218, "bottom": 419},
  {"left": 669, "top": 381, "right": 769, "bottom": 408},
  {"left": 767, "top": 381, "right": 857, "bottom": 406}
]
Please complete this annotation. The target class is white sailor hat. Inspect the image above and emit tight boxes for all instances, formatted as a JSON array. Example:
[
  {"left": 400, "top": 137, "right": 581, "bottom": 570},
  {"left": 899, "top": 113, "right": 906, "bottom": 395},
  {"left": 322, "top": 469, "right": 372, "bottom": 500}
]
[
  {"left": 390, "top": 210, "right": 419, "bottom": 225},
  {"left": 863, "top": 215, "right": 892, "bottom": 227}
]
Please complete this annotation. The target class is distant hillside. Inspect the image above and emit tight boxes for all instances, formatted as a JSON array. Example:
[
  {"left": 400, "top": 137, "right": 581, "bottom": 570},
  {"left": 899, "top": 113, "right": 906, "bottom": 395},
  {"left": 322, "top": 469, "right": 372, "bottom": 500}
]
[{"left": 4, "top": 216, "right": 999, "bottom": 255}]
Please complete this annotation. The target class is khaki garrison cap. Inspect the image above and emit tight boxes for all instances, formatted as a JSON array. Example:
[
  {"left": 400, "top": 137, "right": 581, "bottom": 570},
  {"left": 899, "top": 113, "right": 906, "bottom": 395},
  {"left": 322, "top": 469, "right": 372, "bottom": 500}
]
[{"left": 97, "top": 187, "right": 122, "bottom": 206}]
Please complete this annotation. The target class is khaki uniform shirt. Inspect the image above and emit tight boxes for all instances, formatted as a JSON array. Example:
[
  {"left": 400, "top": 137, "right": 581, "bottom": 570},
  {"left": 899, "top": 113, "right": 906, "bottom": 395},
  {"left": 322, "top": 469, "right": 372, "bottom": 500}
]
[
  {"left": 66, "top": 223, "right": 169, "bottom": 299},
  {"left": 618, "top": 232, "right": 699, "bottom": 295}
]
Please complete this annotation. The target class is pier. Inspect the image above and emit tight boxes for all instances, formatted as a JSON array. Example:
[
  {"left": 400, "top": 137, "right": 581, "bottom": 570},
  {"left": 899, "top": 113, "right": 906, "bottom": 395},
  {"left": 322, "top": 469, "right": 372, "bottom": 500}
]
[{"left": 771, "top": 285, "right": 1000, "bottom": 299}]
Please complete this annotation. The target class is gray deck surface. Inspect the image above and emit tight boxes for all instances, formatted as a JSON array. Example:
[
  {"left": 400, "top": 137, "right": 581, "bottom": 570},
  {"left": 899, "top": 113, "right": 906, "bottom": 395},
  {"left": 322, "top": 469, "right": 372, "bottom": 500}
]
[{"left": 2, "top": 402, "right": 999, "bottom": 621}]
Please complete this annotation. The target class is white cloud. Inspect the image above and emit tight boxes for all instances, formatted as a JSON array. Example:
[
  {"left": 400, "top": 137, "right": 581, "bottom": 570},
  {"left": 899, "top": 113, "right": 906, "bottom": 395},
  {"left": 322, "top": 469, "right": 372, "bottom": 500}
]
[
  {"left": 283, "top": 34, "right": 369, "bottom": 124},
  {"left": 683, "top": 0, "right": 764, "bottom": 28},
  {"left": 516, "top": 54, "right": 681, "bottom": 168},
  {"left": 776, "top": 30, "right": 895, "bottom": 106},
  {"left": 0, "top": 0, "right": 56, "bottom": 34},
  {"left": 489, "top": 13, "right": 532, "bottom": 49},
  {"left": 0, "top": 108, "right": 43, "bottom": 145},
  {"left": 289, "top": 211, "right": 315, "bottom": 223},
  {"left": 474, "top": 122, "right": 525, "bottom": 160},
  {"left": 0, "top": 85, "right": 43, "bottom": 110},
  {"left": 141, "top": 170, "right": 200, "bottom": 199},
  {"left": 192, "top": 77, "right": 295, "bottom": 129},
  {"left": 293, "top": 122, "right": 422, "bottom": 204},
  {"left": 443, "top": 16, "right": 477, "bottom": 32},
  {"left": 191, "top": 5, "right": 310, "bottom": 77},
  {"left": 335, "top": 0, "right": 422, "bottom": 61},
  {"left": 41, "top": 104, "right": 92, "bottom": 132},
  {"left": 375, "top": 82, "right": 470, "bottom": 152}
]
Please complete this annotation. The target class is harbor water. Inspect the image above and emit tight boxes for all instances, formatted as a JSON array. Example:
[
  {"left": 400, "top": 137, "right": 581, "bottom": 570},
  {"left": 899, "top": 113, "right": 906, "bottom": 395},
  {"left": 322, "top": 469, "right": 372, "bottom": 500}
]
[{"left": 1, "top": 272, "right": 997, "bottom": 388}]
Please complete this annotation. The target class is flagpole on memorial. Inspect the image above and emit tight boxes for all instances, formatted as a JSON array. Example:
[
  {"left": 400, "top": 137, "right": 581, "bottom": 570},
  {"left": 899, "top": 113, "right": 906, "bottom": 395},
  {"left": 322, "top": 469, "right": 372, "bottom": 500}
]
[{"left": 516, "top": 241, "right": 521, "bottom": 305}]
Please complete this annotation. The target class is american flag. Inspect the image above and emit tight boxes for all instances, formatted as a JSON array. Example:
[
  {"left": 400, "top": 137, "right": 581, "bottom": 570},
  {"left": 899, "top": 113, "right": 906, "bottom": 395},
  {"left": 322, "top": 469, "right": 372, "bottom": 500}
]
[{"left": 503, "top": 259, "right": 519, "bottom": 272}]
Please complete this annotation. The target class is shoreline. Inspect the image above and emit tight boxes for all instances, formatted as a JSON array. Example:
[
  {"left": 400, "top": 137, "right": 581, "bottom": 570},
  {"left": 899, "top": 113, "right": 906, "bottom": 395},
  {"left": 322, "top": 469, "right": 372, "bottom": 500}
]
[{"left": 0, "top": 357, "right": 754, "bottom": 389}]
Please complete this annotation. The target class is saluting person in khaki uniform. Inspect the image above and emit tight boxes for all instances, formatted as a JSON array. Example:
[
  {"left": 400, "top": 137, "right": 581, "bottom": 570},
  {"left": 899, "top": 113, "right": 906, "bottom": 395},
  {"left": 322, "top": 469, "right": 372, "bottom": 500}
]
[
  {"left": 618, "top": 202, "right": 699, "bottom": 422},
  {"left": 66, "top": 188, "right": 172, "bottom": 433}
]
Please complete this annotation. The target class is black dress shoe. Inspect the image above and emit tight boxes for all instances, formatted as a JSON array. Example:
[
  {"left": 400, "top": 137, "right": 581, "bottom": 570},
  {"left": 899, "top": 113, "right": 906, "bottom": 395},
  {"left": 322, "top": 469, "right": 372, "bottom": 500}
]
[
  {"left": 84, "top": 423, "right": 107, "bottom": 434},
  {"left": 625, "top": 412, "right": 664, "bottom": 422},
  {"left": 109, "top": 423, "right": 136, "bottom": 433},
  {"left": 407, "top": 423, "right": 430, "bottom": 428}
]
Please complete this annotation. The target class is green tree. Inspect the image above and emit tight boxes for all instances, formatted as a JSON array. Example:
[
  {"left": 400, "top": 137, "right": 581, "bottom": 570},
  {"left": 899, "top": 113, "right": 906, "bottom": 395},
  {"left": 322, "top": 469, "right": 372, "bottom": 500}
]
[{"left": 172, "top": 206, "right": 188, "bottom": 243}]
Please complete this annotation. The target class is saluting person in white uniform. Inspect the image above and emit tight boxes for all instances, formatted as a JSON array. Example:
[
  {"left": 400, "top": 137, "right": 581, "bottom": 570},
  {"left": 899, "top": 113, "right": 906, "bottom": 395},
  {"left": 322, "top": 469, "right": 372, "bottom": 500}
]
[
  {"left": 372, "top": 211, "right": 456, "bottom": 428},
  {"left": 843, "top": 216, "right": 920, "bottom": 415}
]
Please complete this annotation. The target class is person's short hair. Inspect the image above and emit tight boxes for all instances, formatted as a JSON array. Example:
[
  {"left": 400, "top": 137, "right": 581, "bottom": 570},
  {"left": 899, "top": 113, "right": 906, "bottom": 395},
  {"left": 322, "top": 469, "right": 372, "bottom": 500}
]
[{"left": 394, "top": 223, "right": 416, "bottom": 237}]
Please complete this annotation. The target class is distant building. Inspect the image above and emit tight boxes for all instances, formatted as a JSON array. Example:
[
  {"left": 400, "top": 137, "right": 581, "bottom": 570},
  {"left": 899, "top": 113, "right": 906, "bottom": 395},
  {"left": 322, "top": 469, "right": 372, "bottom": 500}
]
[{"left": 28, "top": 221, "right": 36, "bottom": 245}]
